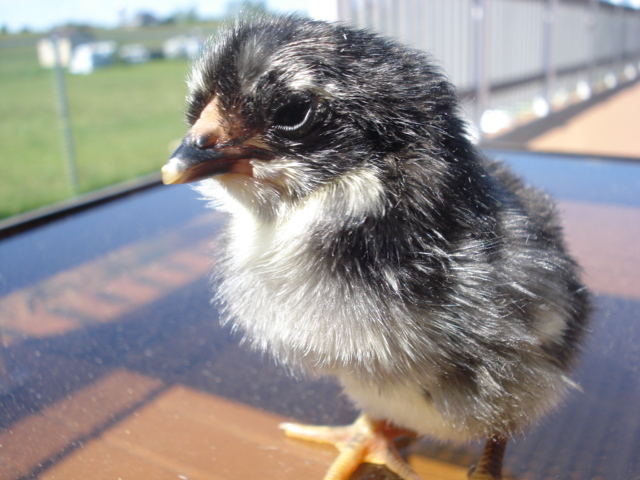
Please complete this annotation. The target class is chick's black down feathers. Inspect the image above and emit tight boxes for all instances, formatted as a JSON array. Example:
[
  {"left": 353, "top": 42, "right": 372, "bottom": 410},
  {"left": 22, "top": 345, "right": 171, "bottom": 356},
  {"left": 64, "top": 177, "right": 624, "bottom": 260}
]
[{"left": 173, "top": 16, "right": 590, "bottom": 442}]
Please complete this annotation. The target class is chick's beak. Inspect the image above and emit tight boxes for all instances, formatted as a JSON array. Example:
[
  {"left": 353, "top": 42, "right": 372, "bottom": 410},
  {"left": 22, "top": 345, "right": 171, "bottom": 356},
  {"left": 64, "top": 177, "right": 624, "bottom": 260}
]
[{"left": 162, "top": 136, "right": 273, "bottom": 185}]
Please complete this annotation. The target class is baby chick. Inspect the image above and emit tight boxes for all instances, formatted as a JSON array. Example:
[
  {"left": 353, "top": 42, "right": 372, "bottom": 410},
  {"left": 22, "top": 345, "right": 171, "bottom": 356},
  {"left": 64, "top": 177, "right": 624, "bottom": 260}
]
[{"left": 162, "top": 16, "right": 590, "bottom": 480}]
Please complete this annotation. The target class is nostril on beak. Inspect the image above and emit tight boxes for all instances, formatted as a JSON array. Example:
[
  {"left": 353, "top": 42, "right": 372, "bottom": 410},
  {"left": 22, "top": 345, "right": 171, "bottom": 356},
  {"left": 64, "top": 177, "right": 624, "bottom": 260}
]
[{"left": 195, "top": 134, "right": 216, "bottom": 149}]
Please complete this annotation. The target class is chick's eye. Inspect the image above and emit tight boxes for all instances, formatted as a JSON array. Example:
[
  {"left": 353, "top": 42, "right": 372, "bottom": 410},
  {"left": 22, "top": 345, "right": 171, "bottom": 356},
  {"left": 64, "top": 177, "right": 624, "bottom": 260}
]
[{"left": 273, "top": 100, "right": 316, "bottom": 138}]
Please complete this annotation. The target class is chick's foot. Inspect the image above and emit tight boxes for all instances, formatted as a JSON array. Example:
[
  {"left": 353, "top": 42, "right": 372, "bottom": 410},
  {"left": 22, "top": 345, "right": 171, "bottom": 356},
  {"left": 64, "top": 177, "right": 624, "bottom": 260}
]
[
  {"left": 279, "top": 413, "right": 422, "bottom": 480},
  {"left": 467, "top": 435, "right": 507, "bottom": 480}
]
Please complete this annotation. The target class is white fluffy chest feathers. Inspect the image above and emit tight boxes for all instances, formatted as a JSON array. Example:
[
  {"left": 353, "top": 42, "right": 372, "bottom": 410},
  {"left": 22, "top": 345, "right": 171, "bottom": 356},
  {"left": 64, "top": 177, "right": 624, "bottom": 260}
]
[
  {"left": 222, "top": 167, "right": 387, "bottom": 271},
  {"left": 201, "top": 167, "right": 413, "bottom": 375}
]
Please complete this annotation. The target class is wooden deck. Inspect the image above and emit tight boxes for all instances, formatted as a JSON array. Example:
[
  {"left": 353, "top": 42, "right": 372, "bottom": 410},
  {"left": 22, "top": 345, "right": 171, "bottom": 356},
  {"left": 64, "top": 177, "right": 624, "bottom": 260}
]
[
  {"left": 12, "top": 380, "right": 468, "bottom": 480},
  {"left": 2, "top": 84, "right": 640, "bottom": 480},
  {"left": 526, "top": 81, "right": 640, "bottom": 159}
]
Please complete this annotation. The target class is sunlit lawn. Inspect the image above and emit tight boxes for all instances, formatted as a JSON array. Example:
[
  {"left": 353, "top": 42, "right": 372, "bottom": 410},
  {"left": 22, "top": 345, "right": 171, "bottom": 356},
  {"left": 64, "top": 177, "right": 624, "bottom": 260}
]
[
  {"left": 67, "top": 59, "right": 188, "bottom": 190},
  {"left": 0, "top": 41, "right": 191, "bottom": 219}
]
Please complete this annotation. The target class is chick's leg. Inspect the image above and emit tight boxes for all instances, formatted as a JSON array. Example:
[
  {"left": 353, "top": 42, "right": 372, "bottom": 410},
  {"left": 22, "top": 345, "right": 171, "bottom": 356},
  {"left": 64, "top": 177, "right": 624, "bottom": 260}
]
[
  {"left": 467, "top": 435, "right": 507, "bottom": 480},
  {"left": 280, "top": 413, "right": 422, "bottom": 480}
]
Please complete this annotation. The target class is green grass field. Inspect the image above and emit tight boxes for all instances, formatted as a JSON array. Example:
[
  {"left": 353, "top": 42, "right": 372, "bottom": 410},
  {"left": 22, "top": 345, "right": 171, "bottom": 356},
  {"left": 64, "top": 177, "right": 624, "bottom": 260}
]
[{"left": 0, "top": 26, "right": 220, "bottom": 220}]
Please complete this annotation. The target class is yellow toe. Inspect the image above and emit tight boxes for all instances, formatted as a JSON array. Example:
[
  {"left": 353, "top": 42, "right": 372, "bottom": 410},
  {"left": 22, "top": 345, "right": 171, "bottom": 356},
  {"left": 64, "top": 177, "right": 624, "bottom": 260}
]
[{"left": 280, "top": 414, "right": 421, "bottom": 480}]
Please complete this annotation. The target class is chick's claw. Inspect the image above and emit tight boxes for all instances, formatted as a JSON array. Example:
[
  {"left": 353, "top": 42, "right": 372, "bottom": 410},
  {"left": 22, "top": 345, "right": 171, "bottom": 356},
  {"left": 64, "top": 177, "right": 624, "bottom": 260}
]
[{"left": 279, "top": 414, "right": 422, "bottom": 480}]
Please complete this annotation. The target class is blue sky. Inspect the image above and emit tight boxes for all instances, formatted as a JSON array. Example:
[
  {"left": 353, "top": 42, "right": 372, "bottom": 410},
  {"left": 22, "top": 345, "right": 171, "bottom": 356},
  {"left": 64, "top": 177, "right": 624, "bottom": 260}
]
[
  {"left": 1, "top": 0, "right": 309, "bottom": 33},
  {"left": 602, "top": 0, "right": 640, "bottom": 7},
  {"left": 3, "top": 0, "right": 639, "bottom": 34}
]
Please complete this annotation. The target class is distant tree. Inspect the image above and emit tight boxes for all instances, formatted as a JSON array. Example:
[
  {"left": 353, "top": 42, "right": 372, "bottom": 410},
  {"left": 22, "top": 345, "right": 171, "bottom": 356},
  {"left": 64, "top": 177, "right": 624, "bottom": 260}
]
[
  {"left": 167, "top": 7, "right": 200, "bottom": 25},
  {"left": 57, "top": 23, "right": 94, "bottom": 33},
  {"left": 185, "top": 7, "right": 199, "bottom": 23},
  {"left": 1, "top": 24, "right": 8, "bottom": 35},
  {"left": 132, "top": 12, "right": 160, "bottom": 27},
  {"left": 226, "top": 0, "right": 269, "bottom": 18}
]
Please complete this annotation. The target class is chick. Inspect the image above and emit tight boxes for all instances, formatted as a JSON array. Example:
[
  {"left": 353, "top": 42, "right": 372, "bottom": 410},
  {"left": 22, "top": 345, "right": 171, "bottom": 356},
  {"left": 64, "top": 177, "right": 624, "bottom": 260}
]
[{"left": 162, "top": 16, "right": 590, "bottom": 480}]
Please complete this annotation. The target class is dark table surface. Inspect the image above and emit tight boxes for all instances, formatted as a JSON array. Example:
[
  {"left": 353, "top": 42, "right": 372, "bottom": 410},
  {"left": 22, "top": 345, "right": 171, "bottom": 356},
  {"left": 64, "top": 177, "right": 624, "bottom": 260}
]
[{"left": 1, "top": 149, "right": 639, "bottom": 480}]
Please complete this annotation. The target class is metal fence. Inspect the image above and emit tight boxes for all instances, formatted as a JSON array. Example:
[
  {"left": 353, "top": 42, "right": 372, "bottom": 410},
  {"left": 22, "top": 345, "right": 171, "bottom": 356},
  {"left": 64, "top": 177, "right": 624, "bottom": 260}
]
[{"left": 317, "top": 0, "right": 640, "bottom": 138}]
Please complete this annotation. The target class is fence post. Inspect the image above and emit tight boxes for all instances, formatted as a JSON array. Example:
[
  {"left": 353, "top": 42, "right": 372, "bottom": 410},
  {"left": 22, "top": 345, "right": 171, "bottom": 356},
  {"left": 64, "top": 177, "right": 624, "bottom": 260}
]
[
  {"left": 615, "top": 5, "right": 624, "bottom": 77},
  {"left": 586, "top": 0, "right": 598, "bottom": 89},
  {"left": 542, "top": 0, "right": 558, "bottom": 110},
  {"left": 51, "top": 35, "right": 79, "bottom": 196},
  {"left": 472, "top": 0, "right": 490, "bottom": 138}
]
